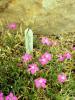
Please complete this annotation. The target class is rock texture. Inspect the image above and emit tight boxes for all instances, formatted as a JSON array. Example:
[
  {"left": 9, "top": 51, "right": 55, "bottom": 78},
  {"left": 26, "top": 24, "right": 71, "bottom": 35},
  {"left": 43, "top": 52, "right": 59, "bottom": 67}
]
[{"left": 0, "top": 0, "right": 75, "bottom": 34}]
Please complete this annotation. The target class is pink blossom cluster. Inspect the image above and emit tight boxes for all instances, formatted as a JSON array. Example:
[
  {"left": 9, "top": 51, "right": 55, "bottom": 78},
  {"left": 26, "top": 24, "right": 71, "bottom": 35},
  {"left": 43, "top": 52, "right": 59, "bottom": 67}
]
[
  {"left": 58, "top": 52, "right": 71, "bottom": 61},
  {"left": 58, "top": 73, "right": 67, "bottom": 83},
  {"left": 7, "top": 23, "right": 17, "bottom": 30},
  {"left": 27, "top": 64, "right": 47, "bottom": 88},
  {"left": 41, "top": 37, "right": 58, "bottom": 46},
  {"left": 27, "top": 63, "right": 39, "bottom": 74},
  {"left": 41, "top": 37, "right": 52, "bottom": 46},
  {"left": 39, "top": 52, "right": 52, "bottom": 65},
  {"left": 0, "top": 92, "right": 18, "bottom": 100},
  {"left": 27, "top": 63, "right": 47, "bottom": 88},
  {"left": 21, "top": 53, "right": 47, "bottom": 88},
  {"left": 0, "top": 92, "right": 3, "bottom": 100},
  {"left": 34, "top": 77, "right": 47, "bottom": 88},
  {"left": 22, "top": 53, "right": 32, "bottom": 63},
  {"left": 21, "top": 37, "right": 72, "bottom": 89},
  {"left": 22, "top": 52, "right": 52, "bottom": 66},
  {"left": 3, "top": 23, "right": 72, "bottom": 91},
  {"left": 23, "top": 53, "right": 50, "bottom": 88},
  {"left": 21, "top": 51, "right": 68, "bottom": 88}
]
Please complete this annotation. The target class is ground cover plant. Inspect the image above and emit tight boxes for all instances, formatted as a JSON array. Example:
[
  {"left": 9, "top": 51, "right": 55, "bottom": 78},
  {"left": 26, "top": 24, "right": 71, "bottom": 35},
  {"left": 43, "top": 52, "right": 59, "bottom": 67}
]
[{"left": 0, "top": 22, "right": 75, "bottom": 100}]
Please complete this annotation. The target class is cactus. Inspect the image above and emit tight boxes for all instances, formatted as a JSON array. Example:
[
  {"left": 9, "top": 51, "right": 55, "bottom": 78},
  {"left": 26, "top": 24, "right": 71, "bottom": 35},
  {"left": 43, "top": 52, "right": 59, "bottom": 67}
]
[{"left": 24, "top": 28, "right": 33, "bottom": 54}]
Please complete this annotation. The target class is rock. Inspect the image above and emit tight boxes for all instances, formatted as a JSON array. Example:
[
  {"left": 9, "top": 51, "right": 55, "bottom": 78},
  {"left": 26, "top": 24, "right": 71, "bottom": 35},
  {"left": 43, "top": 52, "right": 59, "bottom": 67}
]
[{"left": 0, "top": 0, "right": 75, "bottom": 34}]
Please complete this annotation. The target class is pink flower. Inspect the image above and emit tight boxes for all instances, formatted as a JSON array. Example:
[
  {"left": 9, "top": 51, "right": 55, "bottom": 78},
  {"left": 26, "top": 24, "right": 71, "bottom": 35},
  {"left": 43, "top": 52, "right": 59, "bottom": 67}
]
[
  {"left": 39, "top": 52, "right": 52, "bottom": 65},
  {"left": 41, "top": 37, "right": 52, "bottom": 46},
  {"left": 7, "top": 23, "right": 17, "bottom": 30},
  {"left": 72, "top": 47, "right": 75, "bottom": 50},
  {"left": 5, "top": 92, "right": 18, "bottom": 100},
  {"left": 34, "top": 77, "right": 47, "bottom": 88},
  {"left": 42, "top": 52, "right": 52, "bottom": 61},
  {"left": 39, "top": 57, "right": 48, "bottom": 65},
  {"left": 58, "top": 54, "right": 65, "bottom": 61},
  {"left": 27, "top": 63, "right": 39, "bottom": 74},
  {"left": 63, "top": 52, "right": 71, "bottom": 59},
  {"left": 0, "top": 92, "right": 4, "bottom": 100},
  {"left": 58, "top": 73, "right": 67, "bottom": 83},
  {"left": 22, "top": 53, "right": 32, "bottom": 63}
]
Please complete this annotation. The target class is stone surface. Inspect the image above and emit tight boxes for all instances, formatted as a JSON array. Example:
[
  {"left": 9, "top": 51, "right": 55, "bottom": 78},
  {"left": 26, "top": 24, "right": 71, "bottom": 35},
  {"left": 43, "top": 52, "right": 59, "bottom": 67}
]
[{"left": 0, "top": 0, "right": 75, "bottom": 34}]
